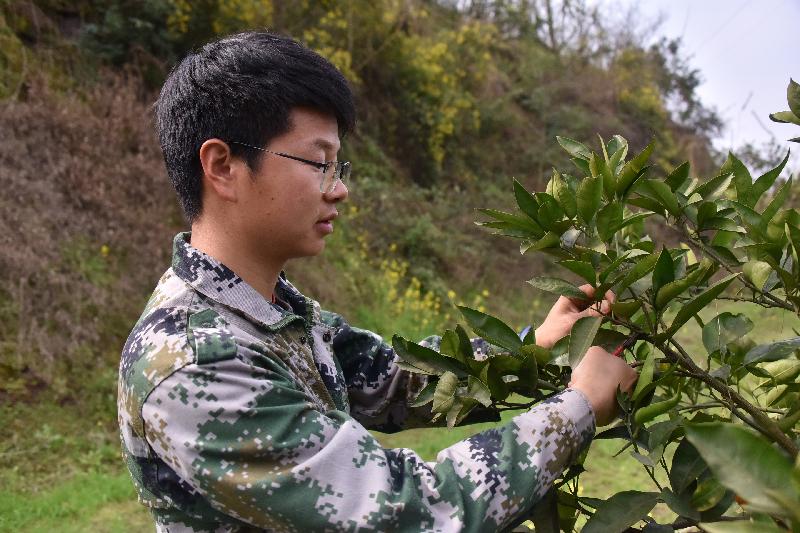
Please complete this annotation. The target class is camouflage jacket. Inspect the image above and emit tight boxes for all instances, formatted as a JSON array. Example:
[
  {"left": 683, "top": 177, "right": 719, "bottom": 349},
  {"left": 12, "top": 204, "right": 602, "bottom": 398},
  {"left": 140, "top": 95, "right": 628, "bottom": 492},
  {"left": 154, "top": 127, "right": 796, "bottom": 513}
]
[{"left": 118, "top": 232, "right": 596, "bottom": 533}]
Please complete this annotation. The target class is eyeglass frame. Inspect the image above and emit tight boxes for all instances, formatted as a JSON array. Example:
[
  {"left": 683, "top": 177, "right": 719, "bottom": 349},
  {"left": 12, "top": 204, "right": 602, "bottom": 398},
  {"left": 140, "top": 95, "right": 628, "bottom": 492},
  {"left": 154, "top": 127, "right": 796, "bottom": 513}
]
[{"left": 228, "top": 141, "right": 350, "bottom": 193}]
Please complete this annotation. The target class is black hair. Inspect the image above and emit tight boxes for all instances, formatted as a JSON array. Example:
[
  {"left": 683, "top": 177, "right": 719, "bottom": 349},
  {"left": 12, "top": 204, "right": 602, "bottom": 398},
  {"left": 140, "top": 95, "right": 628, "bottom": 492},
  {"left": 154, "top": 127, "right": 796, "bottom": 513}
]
[{"left": 155, "top": 30, "right": 356, "bottom": 222}]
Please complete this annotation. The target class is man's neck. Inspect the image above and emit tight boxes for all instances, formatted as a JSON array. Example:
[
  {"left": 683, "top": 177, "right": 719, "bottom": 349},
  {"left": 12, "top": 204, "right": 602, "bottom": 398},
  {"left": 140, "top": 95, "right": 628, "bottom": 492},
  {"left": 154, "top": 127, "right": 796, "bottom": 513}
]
[{"left": 189, "top": 223, "right": 283, "bottom": 301}]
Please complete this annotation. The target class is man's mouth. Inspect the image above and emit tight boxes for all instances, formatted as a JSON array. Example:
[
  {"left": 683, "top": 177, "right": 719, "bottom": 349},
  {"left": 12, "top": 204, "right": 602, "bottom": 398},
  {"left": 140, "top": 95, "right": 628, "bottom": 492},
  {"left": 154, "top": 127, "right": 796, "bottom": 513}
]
[{"left": 315, "top": 212, "right": 338, "bottom": 234}]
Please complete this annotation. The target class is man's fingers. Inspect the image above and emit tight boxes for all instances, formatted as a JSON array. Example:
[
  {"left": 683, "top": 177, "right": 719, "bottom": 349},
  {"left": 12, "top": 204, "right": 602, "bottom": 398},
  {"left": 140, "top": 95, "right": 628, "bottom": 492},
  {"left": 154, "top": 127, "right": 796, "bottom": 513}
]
[
  {"left": 576, "top": 299, "right": 611, "bottom": 318},
  {"left": 569, "top": 285, "right": 616, "bottom": 311}
]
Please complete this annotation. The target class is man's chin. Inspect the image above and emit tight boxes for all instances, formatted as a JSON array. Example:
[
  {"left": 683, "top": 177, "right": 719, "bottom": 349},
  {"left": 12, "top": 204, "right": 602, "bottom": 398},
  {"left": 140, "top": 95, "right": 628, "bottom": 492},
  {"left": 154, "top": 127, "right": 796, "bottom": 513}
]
[{"left": 289, "top": 240, "right": 327, "bottom": 260}]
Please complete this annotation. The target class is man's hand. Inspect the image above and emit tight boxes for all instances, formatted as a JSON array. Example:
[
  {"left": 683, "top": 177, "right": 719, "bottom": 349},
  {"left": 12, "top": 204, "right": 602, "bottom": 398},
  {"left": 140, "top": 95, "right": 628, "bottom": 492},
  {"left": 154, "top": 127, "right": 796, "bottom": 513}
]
[
  {"left": 569, "top": 346, "right": 638, "bottom": 426},
  {"left": 534, "top": 284, "right": 615, "bottom": 349}
]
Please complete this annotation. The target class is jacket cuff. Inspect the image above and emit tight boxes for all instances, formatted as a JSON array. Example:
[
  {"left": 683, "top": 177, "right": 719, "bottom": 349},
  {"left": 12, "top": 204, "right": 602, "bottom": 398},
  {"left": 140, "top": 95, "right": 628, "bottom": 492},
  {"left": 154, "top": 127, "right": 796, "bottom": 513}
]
[{"left": 514, "top": 388, "right": 596, "bottom": 459}]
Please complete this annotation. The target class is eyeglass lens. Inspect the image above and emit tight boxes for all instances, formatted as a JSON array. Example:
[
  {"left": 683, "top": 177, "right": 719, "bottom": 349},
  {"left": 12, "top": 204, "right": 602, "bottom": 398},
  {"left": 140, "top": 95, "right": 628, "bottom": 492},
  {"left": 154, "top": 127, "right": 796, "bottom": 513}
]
[{"left": 322, "top": 161, "right": 351, "bottom": 193}]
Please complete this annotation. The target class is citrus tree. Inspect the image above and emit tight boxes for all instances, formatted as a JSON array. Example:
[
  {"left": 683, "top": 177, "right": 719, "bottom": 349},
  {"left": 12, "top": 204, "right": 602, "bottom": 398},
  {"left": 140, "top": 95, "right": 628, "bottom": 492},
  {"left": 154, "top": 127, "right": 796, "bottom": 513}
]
[{"left": 393, "top": 79, "right": 800, "bottom": 532}]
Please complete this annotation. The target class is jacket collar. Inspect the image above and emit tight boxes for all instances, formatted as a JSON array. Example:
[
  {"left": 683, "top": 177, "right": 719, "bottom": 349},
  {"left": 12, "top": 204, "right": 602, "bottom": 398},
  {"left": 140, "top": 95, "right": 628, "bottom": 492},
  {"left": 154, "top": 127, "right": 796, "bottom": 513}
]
[{"left": 170, "top": 232, "right": 308, "bottom": 330}]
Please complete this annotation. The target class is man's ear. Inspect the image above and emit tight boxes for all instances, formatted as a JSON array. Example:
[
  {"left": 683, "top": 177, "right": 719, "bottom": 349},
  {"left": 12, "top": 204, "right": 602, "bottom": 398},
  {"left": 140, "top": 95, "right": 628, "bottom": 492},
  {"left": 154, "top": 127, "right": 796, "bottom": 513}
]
[{"left": 198, "top": 139, "right": 249, "bottom": 203}]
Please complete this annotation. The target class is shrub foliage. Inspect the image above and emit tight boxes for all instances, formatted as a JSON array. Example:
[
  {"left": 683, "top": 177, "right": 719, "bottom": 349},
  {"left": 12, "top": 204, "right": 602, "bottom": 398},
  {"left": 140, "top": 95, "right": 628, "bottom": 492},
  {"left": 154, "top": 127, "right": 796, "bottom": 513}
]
[{"left": 395, "top": 80, "right": 800, "bottom": 531}]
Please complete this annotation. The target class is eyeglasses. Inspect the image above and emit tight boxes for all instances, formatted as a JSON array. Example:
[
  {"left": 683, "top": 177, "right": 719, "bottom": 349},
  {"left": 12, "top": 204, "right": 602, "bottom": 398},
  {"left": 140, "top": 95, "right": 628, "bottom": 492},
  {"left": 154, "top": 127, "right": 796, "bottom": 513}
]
[{"left": 229, "top": 141, "right": 351, "bottom": 193}]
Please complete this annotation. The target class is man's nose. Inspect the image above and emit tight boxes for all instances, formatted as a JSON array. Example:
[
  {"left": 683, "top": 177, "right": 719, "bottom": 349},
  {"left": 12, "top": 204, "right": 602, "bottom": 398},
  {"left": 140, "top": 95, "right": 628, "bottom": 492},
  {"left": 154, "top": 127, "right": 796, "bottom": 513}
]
[{"left": 325, "top": 179, "right": 349, "bottom": 202}]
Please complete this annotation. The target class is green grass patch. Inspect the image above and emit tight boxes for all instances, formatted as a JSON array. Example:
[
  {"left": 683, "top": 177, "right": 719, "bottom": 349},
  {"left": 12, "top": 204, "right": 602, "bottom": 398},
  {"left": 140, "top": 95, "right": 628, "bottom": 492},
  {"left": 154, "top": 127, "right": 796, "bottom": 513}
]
[{"left": 0, "top": 470, "right": 152, "bottom": 532}]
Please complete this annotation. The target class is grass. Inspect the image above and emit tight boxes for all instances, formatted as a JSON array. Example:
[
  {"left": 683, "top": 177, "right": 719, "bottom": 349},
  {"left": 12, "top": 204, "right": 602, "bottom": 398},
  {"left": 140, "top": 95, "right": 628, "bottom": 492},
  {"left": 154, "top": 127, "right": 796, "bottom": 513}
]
[{"left": 1, "top": 472, "right": 152, "bottom": 532}]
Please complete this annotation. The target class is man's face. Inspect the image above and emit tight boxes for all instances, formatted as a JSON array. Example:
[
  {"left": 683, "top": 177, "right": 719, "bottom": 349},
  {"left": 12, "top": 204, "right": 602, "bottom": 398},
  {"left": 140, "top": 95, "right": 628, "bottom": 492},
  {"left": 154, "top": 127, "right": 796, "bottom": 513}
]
[{"left": 236, "top": 107, "right": 348, "bottom": 264}]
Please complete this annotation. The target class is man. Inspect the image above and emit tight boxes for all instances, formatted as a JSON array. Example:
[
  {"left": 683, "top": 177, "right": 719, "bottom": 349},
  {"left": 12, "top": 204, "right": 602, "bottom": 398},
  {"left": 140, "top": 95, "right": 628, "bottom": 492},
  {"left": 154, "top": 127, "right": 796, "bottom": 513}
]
[{"left": 119, "top": 31, "right": 637, "bottom": 532}]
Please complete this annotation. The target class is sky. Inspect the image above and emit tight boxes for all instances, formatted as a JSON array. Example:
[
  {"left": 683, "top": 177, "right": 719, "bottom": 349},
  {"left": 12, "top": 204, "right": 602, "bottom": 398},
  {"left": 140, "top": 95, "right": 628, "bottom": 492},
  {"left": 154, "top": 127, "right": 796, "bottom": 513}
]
[{"left": 608, "top": 0, "right": 800, "bottom": 169}]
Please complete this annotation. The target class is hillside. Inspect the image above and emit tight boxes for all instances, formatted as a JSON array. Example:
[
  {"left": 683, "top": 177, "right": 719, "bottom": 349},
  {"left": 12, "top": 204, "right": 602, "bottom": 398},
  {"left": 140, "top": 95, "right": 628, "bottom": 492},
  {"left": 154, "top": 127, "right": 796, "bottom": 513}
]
[{"left": 0, "top": 1, "right": 724, "bottom": 520}]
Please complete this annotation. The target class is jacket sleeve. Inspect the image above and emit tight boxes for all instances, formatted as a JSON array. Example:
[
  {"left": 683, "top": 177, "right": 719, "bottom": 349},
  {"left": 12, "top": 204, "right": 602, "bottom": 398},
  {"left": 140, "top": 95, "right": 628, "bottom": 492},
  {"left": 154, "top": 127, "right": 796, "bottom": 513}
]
[
  {"left": 319, "top": 310, "right": 495, "bottom": 432},
  {"left": 142, "top": 348, "right": 596, "bottom": 533}
]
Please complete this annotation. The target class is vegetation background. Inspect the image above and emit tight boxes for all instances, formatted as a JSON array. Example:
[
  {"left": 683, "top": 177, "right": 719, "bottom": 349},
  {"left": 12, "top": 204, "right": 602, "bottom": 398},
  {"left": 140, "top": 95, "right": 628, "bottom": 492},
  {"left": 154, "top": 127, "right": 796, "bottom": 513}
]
[{"left": 0, "top": 0, "right": 795, "bottom": 531}]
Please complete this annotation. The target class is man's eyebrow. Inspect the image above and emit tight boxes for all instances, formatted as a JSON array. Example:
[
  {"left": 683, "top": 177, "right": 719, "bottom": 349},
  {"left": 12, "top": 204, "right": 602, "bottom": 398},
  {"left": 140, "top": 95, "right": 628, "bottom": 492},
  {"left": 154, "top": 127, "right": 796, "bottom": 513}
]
[{"left": 311, "top": 138, "right": 340, "bottom": 151}]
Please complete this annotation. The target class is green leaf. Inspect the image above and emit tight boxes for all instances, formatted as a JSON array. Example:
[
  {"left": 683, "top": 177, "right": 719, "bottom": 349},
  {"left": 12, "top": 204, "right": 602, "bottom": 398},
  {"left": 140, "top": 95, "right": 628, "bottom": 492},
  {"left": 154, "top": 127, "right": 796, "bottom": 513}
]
[
  {"left": 611, "top": 300, "right": 641, "bottom": 318},
  {"left": 618, "top": 141, "right": 655, "bottom": 198},
  {"left": 685, "top": 422, "right": 799, "bottom": 515},
  {"left": 439, "top": 329, "right": 466, "bottom": 364},
  {"left": 662, "top": 274, "right": 739, "bottom": 338},
  {"left": 483, "top": 362, "right": 509, "bottom": 401},
  {"left": 693, "top": 172, "right": 734, "bottom": 202},
  {"left": 557, "top": 260, "right": 596, "bottom": 284},
  {"left": 747, "top": 152, "right": 789, "bottom": 208},
  {"left": 592, "top": 328, "right": 629, "bottom": 352},
  {"left": 753, "top": 359, "right": 800, "bottom": 389},
  {"left": 477, "top": 208, "right": 543, "bottom": 234},
  {"left": 513, "top": 178, "right": 539, "bottom": 221},
  {"left": 557, "top": 135, "right": 591, "bottom": 160},
  {"left": 577, "top": 176, "right": 603, "bottom": 224},
  {"left": 698, "top": 521, "right": 789, "bottom": 533},
  {"left": 763, "top": 177, "right": 792, "bottom": 223},
  {"left": 529, "top": 487, "right": 560, "bottom": 533},
  {"left": 651, "top": 249, "right": 675, "bottom": 300},
  {"left": 742, "top": 260, "right": 772, "bottom": 292},
  {"left": 644, "top": 179, "right": 682, "bottom": 217},
  {"left": 648, "top": 416, "right": 684, "bottom": 451},
  {"left": 721, "top": 153, "right": 753, "bottom": 205},
  {"left": 516, "top": 350, "right": 539, "bottom": 390},
  {"left": 476, "top": 220, "right": 534, "bottom": 239},
  {"left": 600, "top": 250, "right": 640, "bottom": 283},
  {"left": 464, "top": 376, "right": 492, "bottom": 407},
  {"left": 597, "top": 202, "right": 623, "bottom": 241},
  {"left": 697, "top": 202, "right": 717, "bottom": 227},
  {"left": 610, "top": 212, "right": 651, "bottom": 234},
  {"left": 458, "top": 306, "right": 522, "bottom": 353},
  {"left": 660, "top": 488, "right": 700, "bottom": 521},
  {"left": 597, "top": 154, "right": 617, "bottom": 200},
  {"left": 626, "top": 196, "right": 665, "bottom": 215},
  {"left": 520, "top": 343, "right": 552, "bottom": 366},
  {"left": 732, "top": 202, "right": 767, "bottom": 237},
  {"left": 607, "top": 135, "right": 628, "bottom": 171},
  {"left": 455, "top": 324, "right": 475, "bottom": 360},
  {"left": 769, "top": 110, "right": 800, "bottom": 126},
  {"left": 701, "top": 313, "right": 754, "bottom": 355},
  {"left": 527, "top": 276, "right": 588, "bottom": 299},
  {"left": 633, "top": 347, "right": 655, "bottom": 400},
  {"left": 744, "top": 336, "right": 800, "bottom": 364},
  {"left": 670, "top": 439, "right": 708, "bottom": 495},
  {"left": 409, "top": 380, "right": 437, "bottom": 407},
  {"left": 788, "top": 78, "right": 800, "bottom": 117},
  {"left": 392, "top": 336, "right": 467, "bottom": 376},
  {"left": 655, "top": 278, "right": 692, "bottom": 310},
  {"left": 581, "top": 491, "right": 659, "bottom": 533},
  {"left": 551, "top": 170, "right": 577, "bottom": 218},
  {"left": 395, "top": 361, "right": 437, "bottom": 375},
  {"left": 665, "top": 161, "right": 691, "bottom": 192},
  {"left": 432, "top": 371, "right": 459, "bottom": 413},
  {"left": 691, "top": 477, "right": 727, "bottom": 512},
  {"left": 615, "top": 253, "right": 659, "bottom": 294},
  {"left": 534, "top": 192, "right": 565, "bottom": 230},
  {"left": 568, "top": 316, "right": 602, "bottom": 368},
  {"left": 700, "top": 217, "right": 740, "bottom": 232},
  {"left": 520, "top": 231, "right": 561, "bottom": 254}
]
